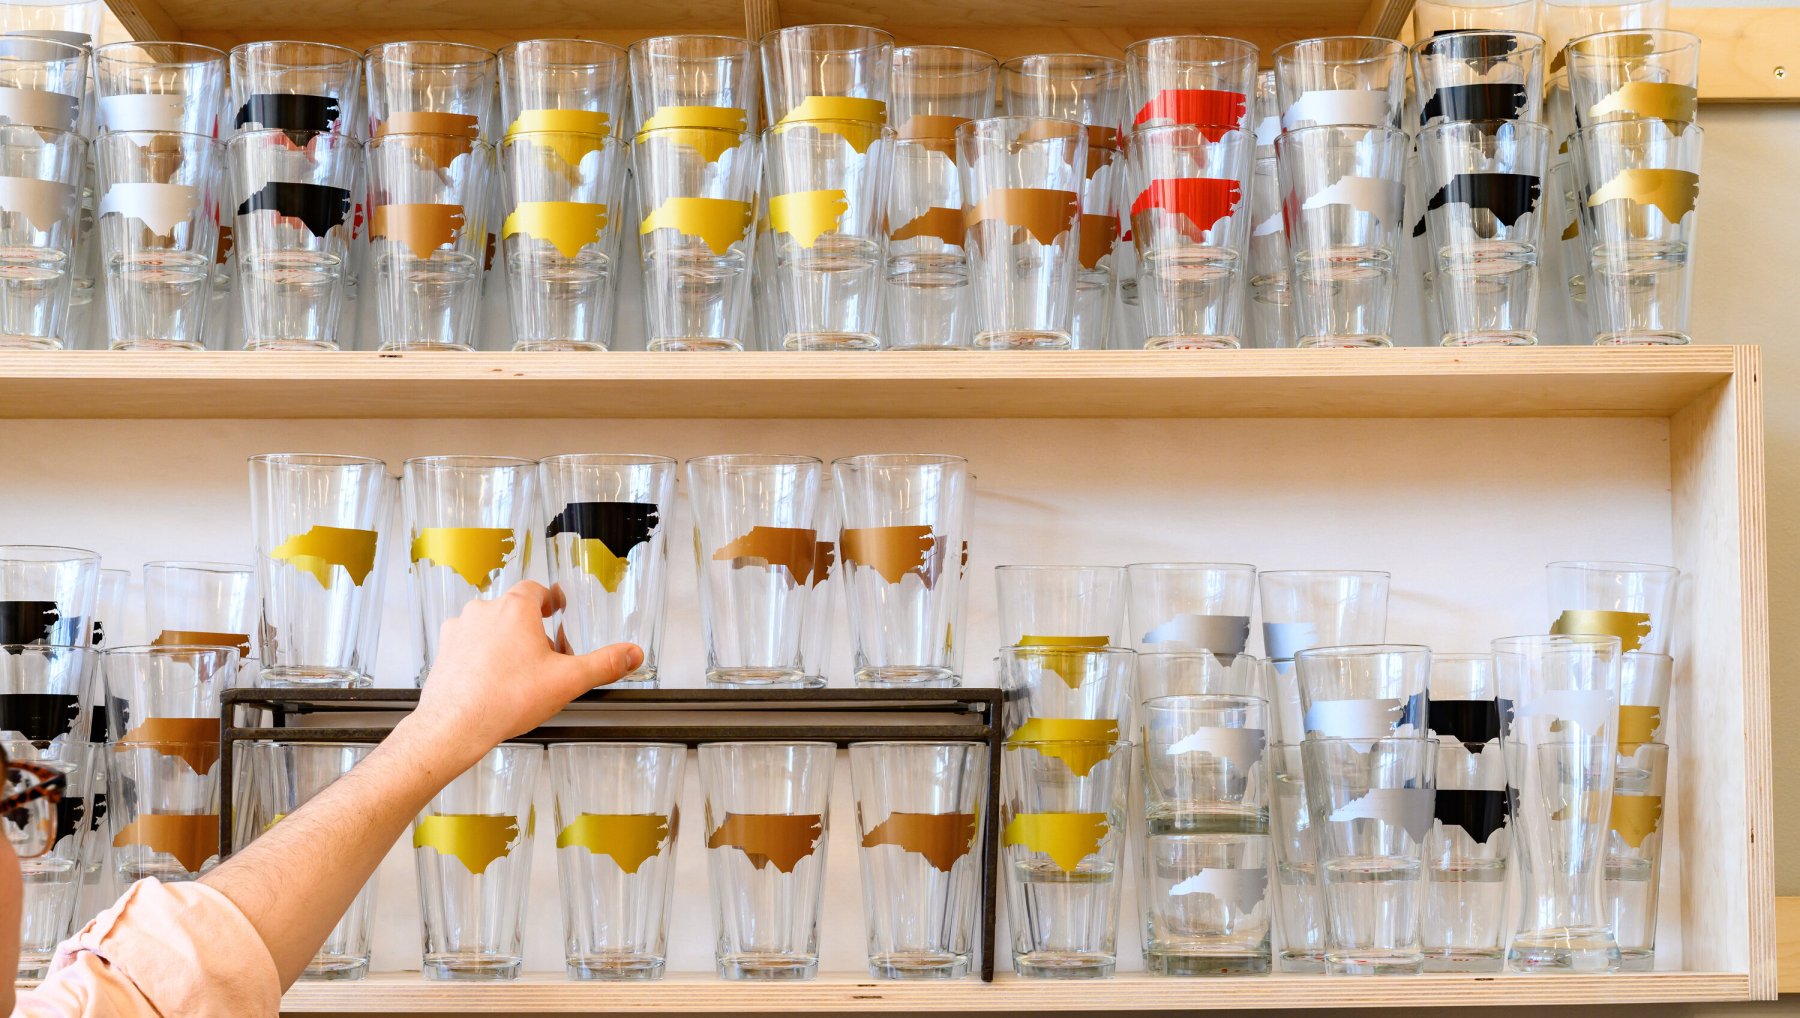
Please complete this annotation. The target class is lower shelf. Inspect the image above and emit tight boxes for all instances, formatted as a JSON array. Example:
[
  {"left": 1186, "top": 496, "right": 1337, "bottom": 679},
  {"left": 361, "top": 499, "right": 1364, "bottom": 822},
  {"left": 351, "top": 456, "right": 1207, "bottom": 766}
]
[{"left": 277, "top": 971, "right": 1753, "bottom": 1012}]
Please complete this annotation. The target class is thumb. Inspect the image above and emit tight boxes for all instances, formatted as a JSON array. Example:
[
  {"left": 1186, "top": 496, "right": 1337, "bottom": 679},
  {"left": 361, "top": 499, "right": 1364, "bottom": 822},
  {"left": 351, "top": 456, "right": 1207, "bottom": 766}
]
[{"left": 554, "top": 642, "right": 644, "bottom": 694}]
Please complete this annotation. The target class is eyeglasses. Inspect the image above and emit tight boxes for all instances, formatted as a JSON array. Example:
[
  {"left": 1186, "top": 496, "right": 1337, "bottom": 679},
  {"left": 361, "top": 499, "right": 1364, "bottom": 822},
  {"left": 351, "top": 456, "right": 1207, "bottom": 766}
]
[{"left": 0, "top": 748, "right": 68, "bottom": 860}]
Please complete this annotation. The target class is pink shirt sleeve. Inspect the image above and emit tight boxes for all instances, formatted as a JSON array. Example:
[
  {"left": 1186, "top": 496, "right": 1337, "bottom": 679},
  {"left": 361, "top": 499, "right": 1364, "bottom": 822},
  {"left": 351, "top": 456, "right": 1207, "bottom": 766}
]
[{"left": 12, "top": 879, "right": 282, "bottom": 1018}]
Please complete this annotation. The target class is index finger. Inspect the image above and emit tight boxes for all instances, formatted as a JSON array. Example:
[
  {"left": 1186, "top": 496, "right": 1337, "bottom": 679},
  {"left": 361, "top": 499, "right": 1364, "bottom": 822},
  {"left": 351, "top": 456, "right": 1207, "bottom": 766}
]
[{"left": 505, "top": 580, "right": 557, "bottom": 618}]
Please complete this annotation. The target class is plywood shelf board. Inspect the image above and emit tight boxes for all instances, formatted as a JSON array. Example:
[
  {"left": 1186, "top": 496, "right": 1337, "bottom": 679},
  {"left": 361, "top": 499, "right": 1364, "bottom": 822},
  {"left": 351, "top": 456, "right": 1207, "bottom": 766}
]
[{"left": 0, "top": 348, "right": 1740, "bottom": 420}]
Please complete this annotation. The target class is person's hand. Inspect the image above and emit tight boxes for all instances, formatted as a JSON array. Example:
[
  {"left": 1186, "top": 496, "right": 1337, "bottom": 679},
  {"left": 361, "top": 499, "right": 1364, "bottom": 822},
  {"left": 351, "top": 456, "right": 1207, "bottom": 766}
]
[{"left": 403, "top": 581, "right": 642, "bottom": 770}]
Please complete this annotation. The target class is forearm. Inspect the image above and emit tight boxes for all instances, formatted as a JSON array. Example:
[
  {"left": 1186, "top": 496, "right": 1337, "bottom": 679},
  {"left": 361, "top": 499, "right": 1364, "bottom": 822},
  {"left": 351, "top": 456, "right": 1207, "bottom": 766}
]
[{"left": 200, "top": 715, "right": 480, "bottom": 988}]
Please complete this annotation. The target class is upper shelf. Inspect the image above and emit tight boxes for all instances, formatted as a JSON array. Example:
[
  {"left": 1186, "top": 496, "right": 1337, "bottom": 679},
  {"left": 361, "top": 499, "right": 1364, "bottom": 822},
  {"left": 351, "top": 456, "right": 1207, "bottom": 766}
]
[{"left": 0, "top": 347, "right": 1743, "bottom": 420}]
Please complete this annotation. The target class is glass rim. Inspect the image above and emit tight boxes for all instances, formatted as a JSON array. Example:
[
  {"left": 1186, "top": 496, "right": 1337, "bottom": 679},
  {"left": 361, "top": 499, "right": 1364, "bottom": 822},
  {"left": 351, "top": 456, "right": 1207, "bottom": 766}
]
[
  {"left": 696, "top": 739, "right": 838, "bottom": 750},
  {"left": 1545, "top": 558, "right": 1679, "bottom": 575},
  {"left": 366, "top": 131, "right": 496, "bottom": 150},
  {"left": 1564, "top": 27, "right": 1701, "bottom": 58},
  {"left": 93, "top": 40, "right": 227, "bottom": 65},
  {"left": 634, "top": 123, "right": 749, "bottom": 140},
  {"left": 1415, "top": 28, "right": 1546, "bottom": 50},
  {"left": 829, "top": 452, "right": 967, "bottom": 468},
  {"left": 892, "top": 44, "right": 999, "bottom": 75},
  {"left": 1143, "top": 692, "right": 1268, "bottom": 710},
  {"left": 1417, "top": 119, "right": 1551, "bottom": 140},
  {"left": 1123, "top": 560, "right": 1257, "bottom": 572},
  {"left": 999, "top": 644, "right": 1136, "bottom": 658},
  {"left": 1123, "top": 34, "right": 1260, "bottom": 64},
  {"left": 993, "top": 563, "right": 1124, "bottom": 574},
  {"left": 547, "top": 740, "right": 686, "bottom": 752},
  {"left": 628, "top": 33, "right": 754, "bottom": 56},
  {"left": 1491, "top": 633, "right": 1623, "bottom": 652},
  {"left": 999, "top": 52, "right": 1124, "bottom": 75},
  {"left": 758, "top": 23, "right": 896, "bottom": 47},
  {"left": 1007, "top": 737, "right": 1134, "bottom": 749},
  {"left": 1129, "top": 122, "right": 1253, "bottom": 141},
  {"left": 141, "top": 559, "right": 254, "bottom": 574},
  {"left": 538, "top": 452, "right": 677, "bottom": 467},
  {"left": 1293, "top": 642, "right": 1432, "bottom": 660},
  {"left": 764, "top": 118, "right": 892, "bottom": 135},
  {"left": 1271, "top": 35, "right": 1410, "bottom": 63},
  {"left": 363, "top": 40, "right": 497, "bottom": 64},
  {"left": 497, "top": 37, "right": 629, "bottom": 65},
  {"left": 228, "top": 127, "right": 362, "bottom": 149},
  {"left": 401, "top": 453, "right": 538, "bottom": 470},
  {"left": 1299, "top": 734, "right": 1439, "bottom": 747},
  {"left": 1134, "top": 649, "right": 1262, "bottom": 663},
  {"left": 684, "top": 452, "right": 822, "bottom": 468},
  {"left": 101, "top": 642, "right": 241, "bottom": 659},
  {"left": 1257, "top": 568, "right": 1391, "bottom": 580},
  {"left": 0, "top": 124, "right": 83, "bottom": 144},
  {"left": 0, "top": 643, "right": 94, "bottom": 654},
  {"left": 960, "top": 113, "right": 1085, "bottom": 134},
  {"left": 247, "top": 452, "right": 387, "bottom": 468},
  {"left": 846, "top": 739, "right": 988, "bottom": 750},
  {"left": 501, "top": 128, "right": 618, "bottom": 142},
  {"left": 1273, "top": 123, "right": 1407, "bottom": 145},
  {"left": 236, "top": 739, "right": 376, "bottom": 751},
  {"left": 1567, "top": 120, "right": 1704, "bottom": 142},
  {"left": 1622, "top": 649, "right": 1674, "bottom": 663},
  {"left": 95, "top": 128, "right": 223, "bottom": 148},
  {"left": 0, "top": 544, "right": 99, "bottom": 562},
  {"left": 0, "top": 36, "right": 86, "bottom": 61},
  {"left": 229, "top": 39, "right": 363, "bottom": 65}
]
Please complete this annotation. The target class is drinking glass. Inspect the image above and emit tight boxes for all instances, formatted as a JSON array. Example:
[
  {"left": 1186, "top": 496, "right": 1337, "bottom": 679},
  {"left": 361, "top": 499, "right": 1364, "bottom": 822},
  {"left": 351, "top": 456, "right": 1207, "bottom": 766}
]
[
  {"left": 1002, "top": 738, "right": 1131, "bottom": 977},
  {"left": 998, "top": 645, "right": 1135, "bottom": 752},
  {"left": 1302, "top": 735, "right": 1437, "bottom": 975},
  {"left": 539, "top": 454, "right": 676, "bottom": 687},
  {"left": 1546, "top": 559, "right": 1679, "bottom": 654},
  {"left": 1412, "top": 0, "right": 1540, "bottom": 35},
  {"left": 366, "top": 130, "right": 493, "bottom": 351},
  {"left": 1139, "top": 694, "right": 1271, "bottom": 975},
  {"left": 997, "top": 54, "right": 1125, "bottom": 350},
  {"left": 1125, "top": 124, "right": 1254, "bottom": 348},
  {"left": 365, "top": 41, "right": 497, "bottom": 140},
  {"left": 1125, "top": 35, "right": 1257, "bottom": 136},
  {"left": 1257, "top": 570, "right": 1391, "bottom": 664},
  {"left": 1566, "top": 29, "right": 1698, "bottom": 131},
  {"left": 1492, "top": 632, "right": 1623, "bottom": 972},
  {"left": 92, "top": 569, "right": 128, "bottom": 646},
  {"left": 498, "top": 129, "right": 627, "bottom": 350},
  {"left": 1416, "top": 120, "right": 1551, "bottom": 346},
  {"left": 633, "top": 125, "right": 759, "bottom": 351},
  {"left": 1276, "top": 124, "right": 1409, "bottom": 346},
  {"left": 1424, "top": 737, "right": 1511, "bottom": 970},
  {"left": 1272, "top": 37, "right": 1407, "bottom": 132},
  {"left": 103, "top": 644, "right": 237, "bottom": 883},
  {"left": 628, "top": 34, "right": 759, "bottom": 137},
  {"left": 1247, "top": 150, "right": 1296, "bottom": 348},
  {"left": 849, "top": 741, "right": 985, "bottom": 978},
  {"left": 699, "top": 741, "right": 834, "bottom": 979},
  {"left": 994, "top": 564, "right": 1126, "bottom": 647},
  {"left": 1135, "top": 652, "right": 1266, "bottom": 706},
  {"left": 883, "top": 46, "right": 995, "bottom": 349},
  {"left": 1570, "top": 119, "right": 1700, "bottom": 345},
  {"left": 414, "top": 743, "right": 540, "bottom": 980},
  {"left": 1269, "top": 743, "right": 1324, "bottom": 971},
  {"left": 229, "top": 129, "right": 361, "bottom": 350},
  {"left": 1425, "top": 653, "right": 1503, "bottom": 745},
  {"left": 6, "top": 738, "right": 95, "bottom": 978},
  {"left": 1542, "top": 0, "right": 1670, "bottom": 61},
  {"left": 0, "top": 122, "right": 81, "bottom": 349},
  {"left": 1294, "top": 643, "right": 1431, "bottom": 740},
  {"left": 832, "top": 453, "right": 970, "bottom": 687},
  {"left": 1126, "top": 563, "right": 1256, "bottom": 654},
  {"left": 0, "top": 34, "right": 84, "bottom": 130},
  {"left": 249, "top": 453, "right": 390, "bottom": 688},
  {"left": 229, "top": 41, "right": 362, "bottom": 138},
  {"left": 402, "top": 456, "right": 536, "bottom": 683},
  {"left": 1618, "top": 650, "right": 1670, "bottom": 750},
  {"left": 92, "top": 42, "right": 226, "bottom": 135},
  {"left": 0, "top": 546, "right": 98, "bottom": 647},
  {"left": 1414, "top": 31, "right": 1545, "bottom": 130},
  {"left": 95, "top": 130, "right": 222, "bottom": 350},
  {"left": 142, "top": 561, "right": 254, "bottom": 657},
  {"left": 549, "top": 742, "right": 685, "bottom": 979},
  {"left": 686, "top": 454, "right": 824, "bottom": 686},
  {"left": 0, "top": 0, "right": 100, "bottom": 45},
  {"left": 1606, "top": 740, "right": 1667, "bottom": 970},
  {"left": 0, "top": 642, "right": 94, "bottom": 749},
  {"left": 498, "top": 39, "right": 628, "bottom": 138},
  {"left": 956, "top": 115, "right": 1086, "bottom": 350},
  {"left": 759, "top": 24, "right": 892, "bottom": 129},
  {"left": 232, "top": 741, "right": 376, "bottom": 979}
]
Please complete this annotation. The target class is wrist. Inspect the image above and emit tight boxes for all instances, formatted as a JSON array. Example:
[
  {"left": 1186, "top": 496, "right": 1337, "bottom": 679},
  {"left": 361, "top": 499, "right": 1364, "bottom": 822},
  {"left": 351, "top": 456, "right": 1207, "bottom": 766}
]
[{"left": 384, "top": 712, "right": 489, "bottom": 780}]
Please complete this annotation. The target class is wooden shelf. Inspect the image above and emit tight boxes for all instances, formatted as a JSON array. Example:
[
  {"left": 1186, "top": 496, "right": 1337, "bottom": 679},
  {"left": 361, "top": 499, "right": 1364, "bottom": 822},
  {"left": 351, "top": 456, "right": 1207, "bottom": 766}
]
[
  {"left": 0, "top": 348, "right": 1740, "bottom": 420},
  {"left": 275, "top": 972, "right": 1753, "bottom": 1013}
]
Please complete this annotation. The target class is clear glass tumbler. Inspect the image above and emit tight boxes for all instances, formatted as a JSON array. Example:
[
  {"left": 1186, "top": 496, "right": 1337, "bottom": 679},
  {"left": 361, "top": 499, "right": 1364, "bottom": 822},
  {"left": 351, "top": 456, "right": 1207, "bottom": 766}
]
[
  {"left": 1414, "top": 31, "right": 1544, "bottom": 131},
  {"left": 498, "top": 129, "right": 627, "bottom": 350},
  {"left": 1618, "top": 650, "right": 1671, "bottom": 750},
  {"left": 832, "top": 453, "right": 971, "bottom": 687},
  {"left": 229, "top": 129, "right": 361, "bottom": 350},
  {"left": 1570, "top": 119, "right": 1700, "bottom": 345},
  {"left": 1135, "top": 652, "right": 1267, "bottom": 706},
  {"left": 1415, "top": 120, "right": 1551, "bottom": 346},
  {"left": 413, "top": 743, "right": 541, "bottom": 980},
  {"left": 849, "top": 741, "right": 985, "bottom": 978},
  {"left": 1293, "top": 643, "right": 1432, "bottom": 740},
  {"left": 957, "top": 115, "right": 1087, "bottom": 350},
  {"left": 1546, "top": 559, "right": 1679, "bottom": 654},
  {"left": 1302, "top": 735, "right": 1438, "bottom": 975},
  {"left": 998, "top": 645, "right": 1135, "bottom": 752},
  {"left": 402, "top": 455, "right": 537, "bottom": 683},
  {"left": 686, "top": 454, "right": 824, "bottom": 686},
  {"left": 249, "top": 453, "right": 390, "bottom": 688},
  {"left": 1247, "top": 148, "right": 1296, "bottom": 348},
  {"left": 0, "top": 123, "right": 83, "bottom": 349},
  {"left": 1423, "top": 736, "right": 1511, "bottom": 971},
  {"left": 549, "top": 742, "right": 685, "bottom": 979},
  {"left": 994, "top": 564, "right": 1127, "bottom": 648},
  {"left": 1565, "top": 29, "right": 1698, "bottom": 131},
  {"left": 1002, "top": 738, "right": 1132, "bottom": 977},
  {"left": 539, "top": 453, "right": 676, "bottom": 687},
  {"left": 92, "top": 42, "right": 226, "bottom": 134},
  {"left": 759, "top": 24, "right": 892, "bottom": 129},
  {"left": 365, "top": 41, "right": 497, "bottom": 140},
  {"left": 883, "top": 46, "right": 995, "bottom": 349},
  {"left": 5, "top": 738, "right": 95, "bottom": 978},
  {"left": 95, "top": 129, "right": 223, "bottom": 350},
  {"left": 1125, "top": 124, "right": 1255, "bottom": 348},
  {"left": 633, "top": 126, "right": 760, "bottom": 351},
  {"left": 102, "top": 644, "right": 237, "bottom": 883},
  {"left": 0, "top": 545, "right": 99, "bottom": 646},
  {"left": 699, "top": 741, "right": 835, "bottom": 979},
  {"left": 232, "top": 741, "right": 377, "bottom": 979},
  {"left": 498, "top": 39, "right": 628, "bottom": 139},
  {"left": 1493, "top": 632, "right": 1623, "bottom": 973},
  {"left": 1257, "top": 570, "right": 1391, "bottom": 664},
  {"left": 142, "top": 560, "right": 254, "bottom": 656},
  {"left": 1542, "top": 0, "right": 1670, "bottom": 59},
  {"left": 1606, "top": 740, "right": 1668, "bottom": 971},
  {"left": 1413, "top": 0, "right": 1539, "bottom": 34},
  {"left": 366, "top": 130, "right": 492, "bottom": 351},
  {"left": 1276, "top": 124, "right": 1409, "bottom": 346},
  {"left": 1269, "top": 742, "right": 1325, "bottom": 971},
  {"left": 229, "top": 40, "right": 362, "bottom": 138},
  {"left": 1125, "top": 562, "right": 1256, "bottom": 654},
  {"left": 1273, "top": 37, "right": 1407, "bottom": 132},
  {"left": 628, "top": 34, "right": 759, "bottom": 137},
  {"left": 0, "top": 1, "right": 101, "bottom": 45},
  {"left": 1124, "top": 34, "right": 1257, "bottom": 136}
]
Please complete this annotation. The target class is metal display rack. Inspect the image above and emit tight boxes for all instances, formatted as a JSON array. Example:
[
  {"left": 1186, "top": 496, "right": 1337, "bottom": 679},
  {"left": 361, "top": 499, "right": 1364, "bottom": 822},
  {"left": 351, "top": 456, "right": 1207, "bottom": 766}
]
[{"left": 217, "top": 686, "right": 1006, "bottom": 982}]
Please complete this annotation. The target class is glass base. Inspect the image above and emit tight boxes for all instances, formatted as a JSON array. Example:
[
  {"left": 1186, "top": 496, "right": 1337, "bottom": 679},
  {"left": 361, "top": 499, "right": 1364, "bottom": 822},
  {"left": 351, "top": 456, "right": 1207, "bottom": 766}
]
[
  {"left": 868, "top": 952, "right": 971, "bottom": 979},
  {"left": 259, "top": 665, "right": 371, "bottom": 689},
  {"left": 1596, "top": 331, "right": 1690, "bottom": 346},
  {"left": 1326, "top": 951, "right": 1424, "bottom": 975},
  {"left": 1443, "top": 331, "right": 1536, "bottom": 347},
  {"left": 568, "top": 955, "right": 665, "bottom": 980},
  {"left": 114, "top": 338, "right": 203, "bottom": 351},
  {"left": 380, "top": 341, "right": 474, "bottom": 352},
  {"left": 605, "top": 669, "right": 659, "bottom": 689},
  {"left": 1298, "top": 334, "right": 1392, "bottom": 348},
  {"left": 424, "top": 955, "right": 522, "bottom": 980},
  {"left": 854, "top": 665, "right": 959, "bottom": 688},
  {"left": 17, "top": 954, "right": 49, "bottom": 980},
  {"left": 1619, "top": 948, "right": 1654, "bottom": 972},
  {"left": 0, "top": 334, "right": 60, "bottom": 350},
  {"left": 1146, "top": 950, "right": 1271, "bottom": 976},
  {"left": 706, "top": 668, "right": 824, "bottom": 689},
  {"left": 716, "top": 954, "right": 818, "bottom": 980},
  {"left": 975, "top": 329, "right": 1070, "bottom": 350},
  {"left": 1279, "top": 950, "right": 1326, "bottom": 973},
  {"left": 887, "top": 342, "right": 972, "bottom": 351},
  {"left": 784, "top": 331, "right": 879, "bottom": 351},
  {"left": 118, "top": 858, "right": 208, "bottom": 883},
  {"left": 245, "top": 338, "right": 338, "bottom": 351},
  {"left": 1146, "top": 335, "right": 1241, "bottom": 350},
  {"left": 302, "top": 956, "right": 369, "bottom": 980},
  {"left": 1014, "top": 952, "right": 1115, "bottom": 978},
  {"left": 648, "top": 337, "right": 742, "bottom": 351},
  {"left": 1507, "top": 927, "right": 1622, "bottom": 973},
  {"left": 1422, "top": 948, "right": 1505, "bottom": 972},
  {"left": 515, "top": 339, "right": 607, "bottom": 352}
]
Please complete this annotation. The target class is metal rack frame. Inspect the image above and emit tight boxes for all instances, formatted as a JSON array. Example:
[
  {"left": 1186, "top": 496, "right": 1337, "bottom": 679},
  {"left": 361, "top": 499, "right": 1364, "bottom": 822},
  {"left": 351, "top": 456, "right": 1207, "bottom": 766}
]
[{"left": 217, "top": 686, "right": 1006, "bottom": 982}]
